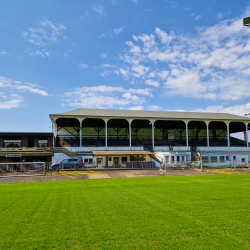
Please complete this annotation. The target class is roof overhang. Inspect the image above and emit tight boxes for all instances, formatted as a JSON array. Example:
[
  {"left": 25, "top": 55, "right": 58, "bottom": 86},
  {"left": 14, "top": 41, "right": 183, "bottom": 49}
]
[{"left": 92, "top": 150, "right": 154, "bottom": 156}]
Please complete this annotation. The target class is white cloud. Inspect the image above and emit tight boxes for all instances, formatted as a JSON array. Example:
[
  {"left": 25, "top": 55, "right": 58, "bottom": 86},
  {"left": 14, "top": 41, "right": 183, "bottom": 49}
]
[
  {"left": 0, "top": 94, "right": 23, "bottom": 109},
  {"left": 217, "top": 12, "right": 225, "bottom": 19},
  {"left": 62, "top": 85, "right": 153, "bottom": 109},
  {"left": 114, "top": 11, "right": 250, "bottom": 102},
  {"left": 29, "top": 50, "right": 50, "bottom": 57},
  {"left": 195, "top": 15, "right": 201, "bottom": 20},
  {"left": 1, "top": 51, "right": 6, "bottom": 54},
  {"left": 145, "top": 79, "right": 160, "bottom": 87},
  {"left": 192, "top": 102, "right": 250, "bottom": 117},
  {"left": 23, "top": 20, "right": 66, "bottom": 47},
  {"left": 0, "top": 76, "right": 48, "bottom": 109},
  {"left": 155, "top": 28, "right": 175, "bottom": 45},
  {"left": 114, "top": 26, "right": 125, "bottom": 34},
  {"left": 148, "top": 105, "right": 162, "bottom": 111},
  {"left": 93, "top": 5, "right": 104, "bottom": 14},
  {"left": 129, "top": 106, "right": 144, "bottom": 110},
  {"left": 101, "top": 53, "right": 107, "bottom": 58},
  {"left": 131, "top": 0, "right": 138, "bottom": 3},
  {"left": 79, "top": 63, "right": 88, "bottom": 69}
]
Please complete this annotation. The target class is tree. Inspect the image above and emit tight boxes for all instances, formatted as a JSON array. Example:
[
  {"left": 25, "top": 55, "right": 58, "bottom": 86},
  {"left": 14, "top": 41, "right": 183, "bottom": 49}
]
[{"left": 243, "top": 17, "right": 250, "bottom": 26}]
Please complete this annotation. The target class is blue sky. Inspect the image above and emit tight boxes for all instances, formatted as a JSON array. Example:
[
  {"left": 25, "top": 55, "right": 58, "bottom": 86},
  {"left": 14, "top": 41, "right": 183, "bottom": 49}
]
[{"left": 1, "top": 0, "right": 250, "bottom": 132}]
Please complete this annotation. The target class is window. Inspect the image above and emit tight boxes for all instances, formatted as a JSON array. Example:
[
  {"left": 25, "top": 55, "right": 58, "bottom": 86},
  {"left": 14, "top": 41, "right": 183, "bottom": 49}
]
[
  {"left": 203, "top": 156, "right": 209, "bottom": 163},
  {"left": 233, "top": 156, "right": 236, "bottom": 160},
  {"left": 242, "top": 158, "right": 245, "bottom": 163},
  {"left": 109, "top": 157, "right": 112, "bottom": 161},
  {"left": 122, "top": 157, "right": 127, "bottom": 162},
  {"left": 211, "top": 156, "right": 218, "bottom": 163},
  {"left": 38, "top": 140, "right": 48, "bottom": 147},
  {"left": 226, "top": 156, "right": 229, "bottom": 161},
  {"left": 182, "top": 156, "right": 185, "bottom": 162},
  {"left": 219, "top": 156, "right": 225, "bottom": 163},
  {"left": 84, "top": 158, "right": 93, "bottom": 164},
  {"left": 176, "top": 156, "right": 180, "bottom": 162},
  {"left": 62, "top": 159, "right": 68, "bottom": 163},
  {"left": 171, "top": 156, "right": 175, "bottom": 162},
  {"left": 4, "top": 140, "right": 21, "bottom": 148},
  {"left": 165, "top": 156, "right": 169, "bottom": 163}
]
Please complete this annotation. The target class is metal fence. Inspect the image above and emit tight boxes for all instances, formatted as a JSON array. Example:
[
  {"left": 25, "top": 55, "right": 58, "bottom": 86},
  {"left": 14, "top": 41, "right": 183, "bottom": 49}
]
[
  {"left": 0, "top": 162, "right": 46, "bottom": 177},
  {"left": 98, "top": 161, "right": 155, "bottom": 169},
  {"left": 165, "top": 161, "right": 202, "bottom": 170}
]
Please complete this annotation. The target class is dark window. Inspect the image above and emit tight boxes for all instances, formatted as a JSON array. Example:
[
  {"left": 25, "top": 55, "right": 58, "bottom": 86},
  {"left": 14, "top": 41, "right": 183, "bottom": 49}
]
[{"left": 122, "top": 157, "right": 127, "bottom": 162}]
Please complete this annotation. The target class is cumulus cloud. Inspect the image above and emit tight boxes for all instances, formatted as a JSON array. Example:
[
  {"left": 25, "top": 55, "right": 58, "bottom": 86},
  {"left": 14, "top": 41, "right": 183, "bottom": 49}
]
[
  {"left": 112, "top": 10, "right": 250, "bottom": 102},
  {"left": 129, "top": 106, "right": 143, "bottom": 110},
  {"left": 148, "top": 105, "right": 162, "bottom": 111},
  {"left": 192, "top": 102, "right": 250, "bottom": 117},
  {"left": 62, "top": 85, "right": 153, "bottom": 109},
  {"left": 145, "top": 79, "right": 160, "bottom": 87}
]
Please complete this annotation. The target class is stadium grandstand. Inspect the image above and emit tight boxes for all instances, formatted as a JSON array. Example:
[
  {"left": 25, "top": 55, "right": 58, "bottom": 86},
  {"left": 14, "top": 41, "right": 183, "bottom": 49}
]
[{"left": 50, "top": 109, "right": 250, "bottom": 168}]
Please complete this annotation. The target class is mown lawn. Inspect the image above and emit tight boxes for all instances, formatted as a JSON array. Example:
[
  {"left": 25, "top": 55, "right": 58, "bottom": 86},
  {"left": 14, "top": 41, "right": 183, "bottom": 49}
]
[{"left": 0, "top": 175, "right": 250, "bottom": 249}]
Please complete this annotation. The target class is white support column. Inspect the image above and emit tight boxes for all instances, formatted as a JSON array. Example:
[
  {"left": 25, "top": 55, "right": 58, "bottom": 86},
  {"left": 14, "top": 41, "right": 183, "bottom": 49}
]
[
  {"left": 104, "top": 119, "right": 109, "bottom": 150},
  {"left": 127, "top": 119, "right": 133, "bottom": 150},
  {"left": 244, "top": 122, "right": 249, "bottom": 148},
  {"left": 150, "top": 120, "right": 156, "bottom": 151},
  {"left": 226, "top": 121, "right": 230, "bottom": 148},
  {"left": 52, "top": 118, "right": 58, "bottom": 147},
  {"left": 205, "top": 121, "right": 210, "bottom": 148},
  {"left": 77, "top": 118, "right": 84, "bottom": 150},
  {"left": 184, "top": 121, "right": 190, "bottom": 148}
]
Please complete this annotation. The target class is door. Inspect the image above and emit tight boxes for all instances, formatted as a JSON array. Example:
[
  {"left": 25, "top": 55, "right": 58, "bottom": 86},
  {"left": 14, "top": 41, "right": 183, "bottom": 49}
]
[
  {"left": 114, "top": 157, "right": 119, "bottom": 167},
  {"left": 97, "top": 158, "right": 102, "bottom": 168}
]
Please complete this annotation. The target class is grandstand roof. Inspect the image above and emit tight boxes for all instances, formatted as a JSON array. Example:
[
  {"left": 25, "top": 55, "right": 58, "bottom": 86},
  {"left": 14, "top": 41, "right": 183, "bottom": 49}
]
[{"left": 50, "top": 108, "right": 250, "bottom": 121}]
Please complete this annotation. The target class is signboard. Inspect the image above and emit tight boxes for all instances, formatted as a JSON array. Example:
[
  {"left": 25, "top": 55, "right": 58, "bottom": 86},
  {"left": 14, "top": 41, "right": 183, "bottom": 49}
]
[{"left": 6, "top": 154, "right": 22, "bottom": 158}]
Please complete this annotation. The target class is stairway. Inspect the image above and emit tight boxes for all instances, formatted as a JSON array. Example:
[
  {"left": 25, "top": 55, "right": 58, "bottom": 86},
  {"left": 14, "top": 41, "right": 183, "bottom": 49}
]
[
  {"left": 149, "top": 154, "right": 163, "bottom": 164},
  {"left": 191, "top": 152, "right": 201, "bottom": 161}
]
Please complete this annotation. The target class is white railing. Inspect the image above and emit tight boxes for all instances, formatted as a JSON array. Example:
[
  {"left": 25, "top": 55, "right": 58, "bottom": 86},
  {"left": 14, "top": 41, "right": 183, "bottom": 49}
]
[
  {"left": 197, "top": 147, "right": 250, "bottom": 152},
  {"left": 154, "top": 146, "right": 189, "bottom": 151},
  {"left": 65, "top": 146, "right": 144, "bottom": 152}
]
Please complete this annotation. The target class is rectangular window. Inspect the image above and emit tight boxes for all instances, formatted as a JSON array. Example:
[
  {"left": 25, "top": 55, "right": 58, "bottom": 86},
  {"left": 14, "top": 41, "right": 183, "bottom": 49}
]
[
  {"left": 226, "top": 156, "right": 229, "bottom": 161},
  {"left": 219, "top": 156, "right": 225, "bottom": 163},
  {"left": 242, "top": 158, "right": 245, "bottom": 163},
  {"left": 38, "top": 140, "right": 48, "bottom": 147},
  {"left": 109, "top": 157, "right": 112, "bottom": 161},
  {"left": 211, "top": 156, "right": 218, "bottom": 163},
  {"left": 122, "top": 157, "right": 127, "bottom": 162},
  {"left": 84, "top": 158, "right": 93, "bottom": 164},
  {"left": 171, "top": 156, "right": 175, "bottom": 162},
  {"left": 182, "top": 156, "right": 185, "bottom": 162},
  {"left": 165, "top": 156, "right": 169, "bottom": 163},
  {"left": 4, "top": 140, "right": 21, "bottom": 148},
  {"left": 203, "top": 156, "right": 209, "bottom": 163},
  {"left": 176, "top": 156, "right": 180, "bottom": 162},
  {"left": 233, "top": 156, "right": 236, "bottom": 160}
]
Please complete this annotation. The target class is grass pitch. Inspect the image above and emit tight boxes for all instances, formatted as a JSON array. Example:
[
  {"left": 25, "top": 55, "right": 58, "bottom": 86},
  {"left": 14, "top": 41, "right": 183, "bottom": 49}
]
[{"left": 1, "top": 175, "right": 250, "bottom": 249}]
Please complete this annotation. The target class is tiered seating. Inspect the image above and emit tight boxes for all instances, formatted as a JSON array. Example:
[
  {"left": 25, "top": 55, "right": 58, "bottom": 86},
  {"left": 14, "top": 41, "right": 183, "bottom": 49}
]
[
  {"left": 210, "top": 139, "right": 227, "bottom": 146},
  {"left": 230, "top": 137, "right": 247, "bottom": 147},
  {"left": 188, "top": 139, "right": 207, "bottom": 146}
]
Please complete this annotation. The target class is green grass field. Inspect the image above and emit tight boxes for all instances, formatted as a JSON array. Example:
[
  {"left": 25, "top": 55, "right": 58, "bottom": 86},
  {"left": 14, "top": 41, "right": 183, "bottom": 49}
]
[{"left": 1, "top": 175, "right": 250, "bottom": 249}]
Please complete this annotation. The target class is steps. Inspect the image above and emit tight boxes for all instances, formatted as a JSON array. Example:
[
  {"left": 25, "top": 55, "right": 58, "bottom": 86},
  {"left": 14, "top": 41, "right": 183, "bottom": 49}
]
[{"left": 191, "top": 152, "right": 201, "bottom": 161}]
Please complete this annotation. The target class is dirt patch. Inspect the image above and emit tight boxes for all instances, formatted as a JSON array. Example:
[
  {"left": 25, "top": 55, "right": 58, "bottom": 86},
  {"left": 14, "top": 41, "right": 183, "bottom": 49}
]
[{"left": 0, "top": 168, "right": 249, "bottom": 184}]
